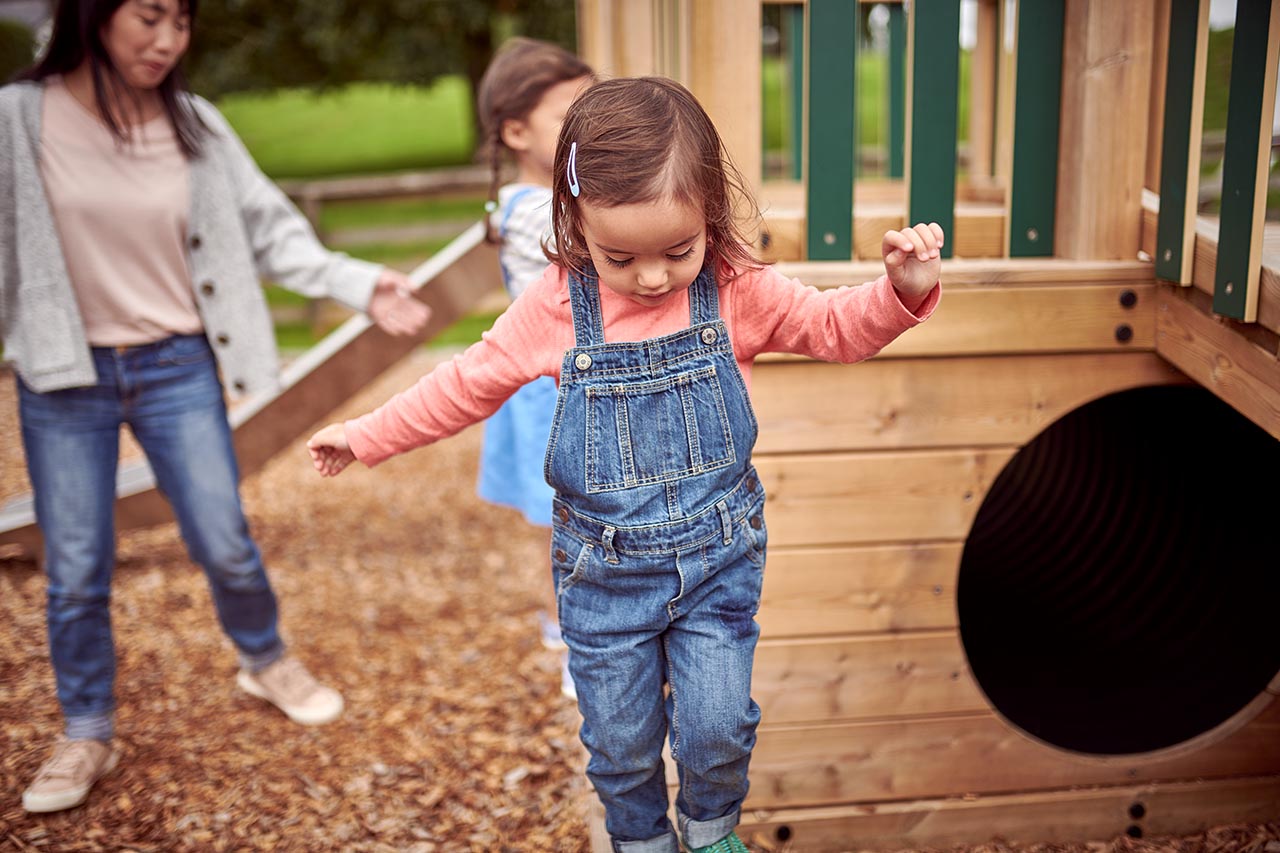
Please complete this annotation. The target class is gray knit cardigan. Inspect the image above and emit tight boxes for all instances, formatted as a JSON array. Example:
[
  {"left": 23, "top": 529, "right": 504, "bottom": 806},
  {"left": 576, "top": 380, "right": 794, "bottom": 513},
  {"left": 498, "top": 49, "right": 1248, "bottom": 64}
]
[{"left": 0, "top": 80, "right": 381, "bottom": 397}]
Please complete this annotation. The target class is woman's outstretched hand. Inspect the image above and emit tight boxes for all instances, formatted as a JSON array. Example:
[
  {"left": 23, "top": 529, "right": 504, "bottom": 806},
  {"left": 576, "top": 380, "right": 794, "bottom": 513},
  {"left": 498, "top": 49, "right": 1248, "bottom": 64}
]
[
  {"left": 367, "top": 268, "right": 432, "bottom": 336},
  {"left": 882, "top": 222, "right": 944, "bottom": 307},
  {"left": 307, "top": 423, "right": 356, "bottom": 477}
]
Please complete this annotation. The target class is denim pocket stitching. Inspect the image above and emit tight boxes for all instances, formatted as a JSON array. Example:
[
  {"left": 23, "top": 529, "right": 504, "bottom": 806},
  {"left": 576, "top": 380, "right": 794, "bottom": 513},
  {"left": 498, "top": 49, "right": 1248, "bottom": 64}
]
[{"left": 558, "top": 541, "right": 594, "bottom": 596}]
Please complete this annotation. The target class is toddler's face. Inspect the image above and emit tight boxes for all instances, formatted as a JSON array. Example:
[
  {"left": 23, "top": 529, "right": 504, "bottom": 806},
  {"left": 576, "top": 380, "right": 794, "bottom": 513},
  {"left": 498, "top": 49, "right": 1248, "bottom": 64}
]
[
  {"left": 511, "top": 75, "right": 592, "bottom": 186},
  {"left": 578, "top": 198, "right": 706, "bottom": 308}
]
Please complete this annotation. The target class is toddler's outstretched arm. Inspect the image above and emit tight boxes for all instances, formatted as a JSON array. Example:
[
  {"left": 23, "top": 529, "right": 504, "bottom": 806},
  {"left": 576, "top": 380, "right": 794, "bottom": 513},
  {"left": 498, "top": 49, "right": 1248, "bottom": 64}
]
[
  {"left": 882, "top": 222, "right": 944, "bottom": 311},
  {"left": 307, "top": 424, "right": 356, "bottom": 477}
]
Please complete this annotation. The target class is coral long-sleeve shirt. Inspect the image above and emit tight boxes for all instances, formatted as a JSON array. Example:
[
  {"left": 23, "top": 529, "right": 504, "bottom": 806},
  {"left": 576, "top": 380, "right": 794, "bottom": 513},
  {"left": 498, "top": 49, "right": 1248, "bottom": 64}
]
[{"left": 346, "top": 263, "right": 940, "bottom": 466}]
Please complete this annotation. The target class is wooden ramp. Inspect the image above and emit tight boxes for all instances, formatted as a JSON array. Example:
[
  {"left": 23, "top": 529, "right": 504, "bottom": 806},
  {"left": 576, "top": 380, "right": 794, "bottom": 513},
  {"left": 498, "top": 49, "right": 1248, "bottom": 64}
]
[{"left": 0, "top": 223, "right": 501, "bottom": 556}]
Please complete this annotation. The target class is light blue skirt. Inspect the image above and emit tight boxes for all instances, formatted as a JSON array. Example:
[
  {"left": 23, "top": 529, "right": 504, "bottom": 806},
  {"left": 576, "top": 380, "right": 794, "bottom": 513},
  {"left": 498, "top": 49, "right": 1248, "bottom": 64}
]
[{"left": 477, "top": 376, "right": 558, "bottom": 527}]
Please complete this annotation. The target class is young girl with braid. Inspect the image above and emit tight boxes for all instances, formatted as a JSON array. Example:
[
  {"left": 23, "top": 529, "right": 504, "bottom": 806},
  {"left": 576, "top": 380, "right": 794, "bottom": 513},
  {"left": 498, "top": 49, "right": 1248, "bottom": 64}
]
[
  {"left": 474, "top": 38, "right": 592, "bottom": 698},
  {"left": 310, "top": 76, "right": 942, "bottom": 852}
]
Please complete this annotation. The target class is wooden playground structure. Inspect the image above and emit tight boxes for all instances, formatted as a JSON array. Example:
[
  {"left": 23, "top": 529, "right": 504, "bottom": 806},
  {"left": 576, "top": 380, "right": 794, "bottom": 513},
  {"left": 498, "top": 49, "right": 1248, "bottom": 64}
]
[
  {"left": 576, "top": 0, "right": 1280, "bottom": 849},
  {"left": 2, "top": 0, "right": 1278, "bottom": 849}
]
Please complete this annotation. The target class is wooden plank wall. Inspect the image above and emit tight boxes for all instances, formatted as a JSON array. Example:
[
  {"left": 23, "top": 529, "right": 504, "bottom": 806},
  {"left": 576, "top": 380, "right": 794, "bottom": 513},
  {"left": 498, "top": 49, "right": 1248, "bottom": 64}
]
[{"left": 729, "top": 260, "right": 1280, "bottom": 847}]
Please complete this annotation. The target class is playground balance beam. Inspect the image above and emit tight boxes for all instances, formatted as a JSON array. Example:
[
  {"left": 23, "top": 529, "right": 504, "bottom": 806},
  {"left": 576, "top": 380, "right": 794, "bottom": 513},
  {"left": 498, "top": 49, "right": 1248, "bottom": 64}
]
[{"left": 0, "top": 222, "right": 501, "bottom": 556}]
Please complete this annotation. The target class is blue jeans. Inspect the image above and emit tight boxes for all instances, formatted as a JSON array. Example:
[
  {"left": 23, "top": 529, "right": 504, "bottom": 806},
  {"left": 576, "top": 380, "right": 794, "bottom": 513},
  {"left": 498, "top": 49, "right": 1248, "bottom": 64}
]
[
  {"left": 18, "top": 334, "right": 284, "bottom": 741},
  {"left": 553, "top": 485, "right": 766, "bottom": 852}
]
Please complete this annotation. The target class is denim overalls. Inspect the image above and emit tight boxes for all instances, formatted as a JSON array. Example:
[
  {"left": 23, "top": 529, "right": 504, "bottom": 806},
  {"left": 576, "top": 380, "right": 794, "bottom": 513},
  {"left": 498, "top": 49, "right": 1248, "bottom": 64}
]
[{"left": 546, "top": 264, "right": 767, "bottom": 852}]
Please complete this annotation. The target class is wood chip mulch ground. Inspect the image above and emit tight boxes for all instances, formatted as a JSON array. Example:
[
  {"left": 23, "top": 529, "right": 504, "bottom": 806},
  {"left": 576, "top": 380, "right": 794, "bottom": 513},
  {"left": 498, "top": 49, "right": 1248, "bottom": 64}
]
[{"left": 1, "top": 352, "right": 1278, "bottom": 852}]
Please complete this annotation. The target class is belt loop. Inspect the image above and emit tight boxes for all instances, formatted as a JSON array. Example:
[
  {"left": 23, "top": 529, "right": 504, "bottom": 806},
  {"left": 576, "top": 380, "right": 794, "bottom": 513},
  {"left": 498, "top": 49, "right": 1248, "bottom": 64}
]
[
  {"left": 602, "top": 526, "right": 618, "bottom": 563},
  {"left": 716, "top": 500, "right": 732, "bottom": 545}
]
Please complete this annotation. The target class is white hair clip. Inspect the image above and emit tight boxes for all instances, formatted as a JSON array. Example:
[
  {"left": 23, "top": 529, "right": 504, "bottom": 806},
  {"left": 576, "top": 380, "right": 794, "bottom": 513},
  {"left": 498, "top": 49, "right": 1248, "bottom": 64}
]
[{"left": 567, "top": 141, "right": 580, "bottom": 198}]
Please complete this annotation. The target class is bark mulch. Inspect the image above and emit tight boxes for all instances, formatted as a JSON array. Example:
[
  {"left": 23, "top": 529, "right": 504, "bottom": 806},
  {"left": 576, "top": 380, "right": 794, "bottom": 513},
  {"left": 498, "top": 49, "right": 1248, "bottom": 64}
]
[{"left": 1, "top": 353, "right": 1278, "bottom": 853}]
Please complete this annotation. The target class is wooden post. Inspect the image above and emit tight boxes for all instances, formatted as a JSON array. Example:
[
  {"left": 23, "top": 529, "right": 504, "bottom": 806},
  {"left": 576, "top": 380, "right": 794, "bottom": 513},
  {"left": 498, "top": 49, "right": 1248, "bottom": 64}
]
[
  {"left": 1008, "top": 0, "right": 1064, "bottom": 257},
  {"left": 805, "top": 0, "right": 857, "bottom": 260},
  {"left": 1213, "top": 0, "right": 1280, "bottom": 322},
  {"left": 1153, "top": 0, "right": 1208, "bottom": 286},
  {"left": 690, "top": 0, "right": 762, "bottom": 198},
  {"left": 968, "top": 0, "right": 999, "bottom": 182},
  {"left": 1054, "top": 0, "right": 1155, "bottom": 260},
  {"left": 906, "top": 0, "right": 961, "bottom": 258}
]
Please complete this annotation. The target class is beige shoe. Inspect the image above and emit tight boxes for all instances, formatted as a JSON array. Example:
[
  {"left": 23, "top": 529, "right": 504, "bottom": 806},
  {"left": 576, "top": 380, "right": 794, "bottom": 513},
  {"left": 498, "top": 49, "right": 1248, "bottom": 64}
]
[
  {"left": 237, "top": 655, "right": 344, "bottom": 725},
  {"left": 22, "top": 738, "right": 119, "bottom": 813}
]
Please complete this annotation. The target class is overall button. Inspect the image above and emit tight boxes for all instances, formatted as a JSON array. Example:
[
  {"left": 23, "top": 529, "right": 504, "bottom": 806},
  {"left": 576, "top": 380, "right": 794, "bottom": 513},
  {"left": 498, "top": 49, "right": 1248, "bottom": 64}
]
[
  {"left": 189, "top": 234, "right": 202, "bottom": 249},
  {"left": 553, "top": 548, "right": 568, "bottom": 563},
  {"left": 700, "top": 327, "right": 718, "bottom": 345},
  {"left": 746, "top": 473, "right": 758, "bottom": 492},
  {"left": 574, "top": 353, "right": 593, "bottom": 371},
  {"left": 556, "top": 506, "right": 570, "bottom": 523},
  {"left": 750, "top": 515, "right": 762, "bottom": 530},
  {"left": 199, "top": 281, "right": 215, "bottom": 297}
]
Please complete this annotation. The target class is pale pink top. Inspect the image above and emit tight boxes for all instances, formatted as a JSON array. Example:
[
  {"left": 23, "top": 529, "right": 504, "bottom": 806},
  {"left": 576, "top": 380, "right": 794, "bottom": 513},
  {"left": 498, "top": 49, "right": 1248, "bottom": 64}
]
[
  {"left": 40, "top": 76, "right": 201, "bottom": 346},
  {"left": 347, "top": 262, "right": 939, "bottom": 467}
]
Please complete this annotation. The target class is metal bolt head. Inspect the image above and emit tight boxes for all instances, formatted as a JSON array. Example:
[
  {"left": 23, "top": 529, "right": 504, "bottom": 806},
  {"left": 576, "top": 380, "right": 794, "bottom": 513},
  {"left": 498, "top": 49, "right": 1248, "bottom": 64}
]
[
  {"left": 1026, "top": 227, "right": 1039, "bottom": 242},
  {"left": 823, "top": 232, "right": 837, "bottom": 245},
  {"left": 1225, "top": 281, "right": 1234, "bottom": 295},
  {"left": 1162, "top": 248, "right": 1173, "bottom": 262}
]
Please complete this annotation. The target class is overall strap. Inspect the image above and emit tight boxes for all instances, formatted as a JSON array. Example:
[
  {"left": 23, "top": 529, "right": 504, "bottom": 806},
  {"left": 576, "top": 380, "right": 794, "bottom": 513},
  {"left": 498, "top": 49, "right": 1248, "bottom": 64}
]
[
  {"left": 687, "top": 264, "right": 721, "bottom": 326},
  {"left": 566, "top": 267, "right": 608, "bottom": 347},
  {"left": 498, "top": 187, "right": 539, "bottom": 238}
]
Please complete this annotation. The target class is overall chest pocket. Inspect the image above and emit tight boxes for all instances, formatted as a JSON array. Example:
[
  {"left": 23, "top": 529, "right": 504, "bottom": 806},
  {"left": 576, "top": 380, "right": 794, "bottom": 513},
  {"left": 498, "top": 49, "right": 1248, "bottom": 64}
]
[{"left": 584, "top": 364, "right": 736, "bottom": 492}]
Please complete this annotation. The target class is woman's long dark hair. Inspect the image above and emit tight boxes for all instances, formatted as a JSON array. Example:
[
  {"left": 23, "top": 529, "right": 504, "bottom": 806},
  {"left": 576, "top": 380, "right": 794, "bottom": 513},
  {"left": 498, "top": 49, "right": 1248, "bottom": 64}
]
[{"left": 18, "top": 0, "right": 207, "bottom": 157}]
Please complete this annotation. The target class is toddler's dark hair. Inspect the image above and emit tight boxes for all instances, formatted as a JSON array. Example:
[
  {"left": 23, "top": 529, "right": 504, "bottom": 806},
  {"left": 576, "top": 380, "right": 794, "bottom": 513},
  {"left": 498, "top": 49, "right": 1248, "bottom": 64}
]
[
  {"left": 547, "top": 76, "right": 763, "bottom": 281},
  {"left": 476, "top": 37, "right": 593, "bottom": 243}
]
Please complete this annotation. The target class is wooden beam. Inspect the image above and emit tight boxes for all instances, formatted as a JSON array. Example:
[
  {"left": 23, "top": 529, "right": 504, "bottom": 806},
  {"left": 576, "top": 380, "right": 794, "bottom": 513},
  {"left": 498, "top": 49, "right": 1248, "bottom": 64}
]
[
  {"left": 690, "top": 0, "right": 761, "bottom": 198},
  {"left": 967, "top": 0, "right": 999, "bottom": 181},
  {"left": 753, "top": 351, "right": 1190, "bottom": 453},
  {"left": 760, "top": 543, "right": 962, "bottom": 637},
  {"left": 747, "top": 698, "right": 1280, "bottom": 809},
  {"left": 0, "top": 226, "right": 502, "bottom": 551},
  {"left": 756, "top": 448, "right": 1017, "bottom": 547},
  {"left": 1155, "top": 286, "right": 1280, "bottom": 441},
  {"left": 737, "top": 776, "right": 1280, "bottom": 851},
  {"left": 1055, "top": 1, "right": 1154, "bottom": 259}
]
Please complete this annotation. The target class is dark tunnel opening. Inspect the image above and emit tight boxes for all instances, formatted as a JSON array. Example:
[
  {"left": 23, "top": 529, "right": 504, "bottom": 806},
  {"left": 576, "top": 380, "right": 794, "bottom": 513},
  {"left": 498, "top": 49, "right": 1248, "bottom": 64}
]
[{"left": 957, "top": 385, "right": 1280, "bottom": 755}]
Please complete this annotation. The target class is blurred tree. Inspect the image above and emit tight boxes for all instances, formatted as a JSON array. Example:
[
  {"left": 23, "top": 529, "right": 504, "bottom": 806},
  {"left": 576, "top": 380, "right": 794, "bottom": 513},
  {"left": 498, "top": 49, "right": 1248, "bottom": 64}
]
[
  {"left": 0, "top": 19, "right": 35, "bottom": 83},
  {"left": 185, "top": 0, "right": 577, "bottom": 106}
]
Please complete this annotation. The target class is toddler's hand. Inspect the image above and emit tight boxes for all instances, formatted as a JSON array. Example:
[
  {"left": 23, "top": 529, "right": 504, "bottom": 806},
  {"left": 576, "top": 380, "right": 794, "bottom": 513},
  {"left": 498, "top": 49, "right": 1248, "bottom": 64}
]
[
  {"left": 307, "top": 423, "right": 357, "bottom": 477},
  {"left": 882, "top": 222, "right": 944, "bottom": 303}
]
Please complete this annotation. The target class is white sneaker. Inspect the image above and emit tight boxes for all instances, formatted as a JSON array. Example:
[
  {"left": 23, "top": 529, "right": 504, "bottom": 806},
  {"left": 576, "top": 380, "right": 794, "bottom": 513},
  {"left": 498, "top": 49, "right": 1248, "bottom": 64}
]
[
  {"left": 237, "top": 656, "right": 344, "bottom": 725},
  {"left": 22, "top": 738, "right": 119, "bottom": 813}
]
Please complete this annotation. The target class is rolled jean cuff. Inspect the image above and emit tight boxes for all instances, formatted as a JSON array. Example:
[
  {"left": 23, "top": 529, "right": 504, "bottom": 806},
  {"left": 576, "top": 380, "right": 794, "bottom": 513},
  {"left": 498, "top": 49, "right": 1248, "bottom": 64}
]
[
  {"left": 65, "top": 712, "right": 114, "bottom": 742},
  {"left": 678, "top": 809, "right": 739, "bottom": 849},
  {"left": 613, "top": 832, "right": 679, "bottom": 853},
  {"left": 239, "top": 642, "right": 285, "bottom": 674}
]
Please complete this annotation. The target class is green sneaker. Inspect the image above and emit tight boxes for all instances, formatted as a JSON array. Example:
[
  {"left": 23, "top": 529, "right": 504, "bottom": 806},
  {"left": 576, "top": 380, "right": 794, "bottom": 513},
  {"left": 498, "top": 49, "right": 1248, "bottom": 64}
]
[{"left": 685, "top": 832, "right": 749, "bottom": 853}]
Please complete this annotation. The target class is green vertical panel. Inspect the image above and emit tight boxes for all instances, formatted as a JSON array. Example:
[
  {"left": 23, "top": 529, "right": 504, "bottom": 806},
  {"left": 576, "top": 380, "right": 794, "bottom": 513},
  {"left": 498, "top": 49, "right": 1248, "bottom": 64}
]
[
  {"left": 888, "top": 4, "right": 906, "bottom": 179},
  {"left": 806, "top": 0, "right": 857, "bottom": 260},
  {"left": 788, "top": 4, "right": 805, "bottom": 182},
  {"left": 908, "top": 0, "right": 960, "bottom": 258},
  {"left": 1008, "top": 0, "right": 1063, "bottom": 257},
  {"left": 1214, "top": 0, "right": 1276, "bottom": 320},
  {"left": 1154, "top": 0, "right": 1206, "bottom": 283}
]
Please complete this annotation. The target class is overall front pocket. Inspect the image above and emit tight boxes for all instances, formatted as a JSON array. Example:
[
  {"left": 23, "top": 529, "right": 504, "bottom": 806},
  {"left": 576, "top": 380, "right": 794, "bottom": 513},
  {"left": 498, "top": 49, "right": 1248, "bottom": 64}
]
[{"left": 584, "top": 364, "right": 736, "bottom": 492}]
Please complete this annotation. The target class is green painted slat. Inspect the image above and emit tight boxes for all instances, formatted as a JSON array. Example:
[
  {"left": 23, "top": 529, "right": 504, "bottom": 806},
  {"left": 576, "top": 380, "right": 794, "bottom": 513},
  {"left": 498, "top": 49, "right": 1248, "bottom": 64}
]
[
  {"left": 888, "top": 4, "right": 906, "bottom": 179},
  {"left": 908, "top": 0, "right": 960, "bottom": 258},
  {"left": 1214, "top": 0, "right": 1277, "bottom": 321},
  {"left": 806, "top": 0, "right": 857, "bottom": 260},
  {"left": 788, "top": 3, "right": 805, "bottom": 182},
  {"left": 1008, "top": 0, "right": 1064, "bottom": 257},
  {"left": 1155, "top": 0, "right": 1207, "bottom": 284}
]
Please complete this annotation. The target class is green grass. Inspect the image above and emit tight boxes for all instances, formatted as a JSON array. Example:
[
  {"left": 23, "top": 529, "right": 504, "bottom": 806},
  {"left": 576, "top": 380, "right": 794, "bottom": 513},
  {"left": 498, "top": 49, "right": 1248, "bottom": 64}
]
[
  {"left": 218, "top": 79, "right": 476, "bottom": 180},
  {"left": 320, "top": 193, "right": 487, "bottom": 232}
]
